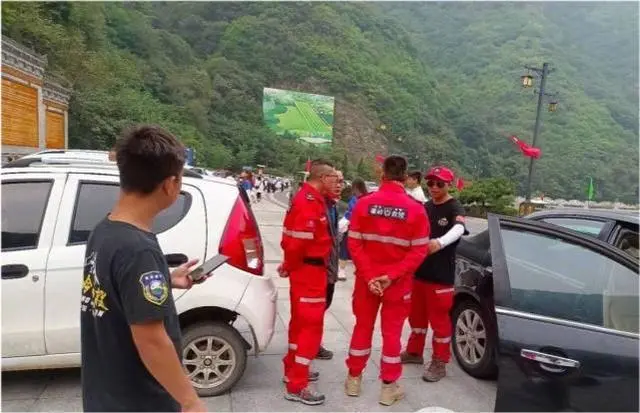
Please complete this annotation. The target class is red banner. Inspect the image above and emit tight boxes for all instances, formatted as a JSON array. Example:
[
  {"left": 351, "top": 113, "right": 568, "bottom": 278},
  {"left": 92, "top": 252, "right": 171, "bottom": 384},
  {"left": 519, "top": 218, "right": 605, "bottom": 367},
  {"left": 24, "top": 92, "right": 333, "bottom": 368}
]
[{"left": 510, "top": 135, "right": 541, "bottom": 159}]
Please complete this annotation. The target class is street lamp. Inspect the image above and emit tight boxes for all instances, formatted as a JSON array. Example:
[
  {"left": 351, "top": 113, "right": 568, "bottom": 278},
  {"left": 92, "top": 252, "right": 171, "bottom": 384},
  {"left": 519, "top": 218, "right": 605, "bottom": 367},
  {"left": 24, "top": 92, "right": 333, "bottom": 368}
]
[
  {"left": 519, "top": 63, "right": 558, "bottom": 203},
  {"left": 521, "top": 73, "right": 534, "bottom": 88}
]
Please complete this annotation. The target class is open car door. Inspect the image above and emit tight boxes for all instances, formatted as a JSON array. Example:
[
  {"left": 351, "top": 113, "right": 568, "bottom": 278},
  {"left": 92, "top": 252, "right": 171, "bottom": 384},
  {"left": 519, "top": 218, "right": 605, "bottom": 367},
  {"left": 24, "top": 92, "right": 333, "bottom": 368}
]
[{"left": 487, "top": 214, "right": 638, "bottom": 412}]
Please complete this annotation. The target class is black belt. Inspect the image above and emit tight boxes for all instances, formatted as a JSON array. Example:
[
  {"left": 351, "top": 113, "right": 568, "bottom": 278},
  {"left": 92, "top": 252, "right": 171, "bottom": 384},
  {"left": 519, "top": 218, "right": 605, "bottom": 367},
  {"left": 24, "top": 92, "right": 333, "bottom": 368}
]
[{"left": 302, "top": 257, "right": 325, "bottom": 266}]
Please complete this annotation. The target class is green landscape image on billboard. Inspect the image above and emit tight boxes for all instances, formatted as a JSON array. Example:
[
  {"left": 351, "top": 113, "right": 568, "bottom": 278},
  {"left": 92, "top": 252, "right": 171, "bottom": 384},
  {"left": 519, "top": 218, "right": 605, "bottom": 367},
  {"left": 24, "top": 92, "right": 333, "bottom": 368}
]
[{"left": 263, "top": 87, "right": 334, "bottom": 145}]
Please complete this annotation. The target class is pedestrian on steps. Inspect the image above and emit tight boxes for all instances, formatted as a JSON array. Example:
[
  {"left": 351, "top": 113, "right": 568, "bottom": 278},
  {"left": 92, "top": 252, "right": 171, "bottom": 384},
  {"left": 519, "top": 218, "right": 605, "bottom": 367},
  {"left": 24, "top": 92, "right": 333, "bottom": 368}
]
[
  {"left": 401, "top": 166, "right": 467, "bottom": 382},
  {"left": 279, "top": 159, "right": 338, "bottom": 406},
  {"left": 344, "top": 156, "right": 430, "bottom": 406}
]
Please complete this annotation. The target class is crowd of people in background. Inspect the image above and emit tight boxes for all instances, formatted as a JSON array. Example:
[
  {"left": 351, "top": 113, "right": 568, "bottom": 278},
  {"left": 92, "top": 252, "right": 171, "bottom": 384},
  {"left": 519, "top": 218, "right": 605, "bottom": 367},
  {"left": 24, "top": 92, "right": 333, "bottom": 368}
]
[{"left": 235, "top": 170, "right": 290, "bottom": 204}]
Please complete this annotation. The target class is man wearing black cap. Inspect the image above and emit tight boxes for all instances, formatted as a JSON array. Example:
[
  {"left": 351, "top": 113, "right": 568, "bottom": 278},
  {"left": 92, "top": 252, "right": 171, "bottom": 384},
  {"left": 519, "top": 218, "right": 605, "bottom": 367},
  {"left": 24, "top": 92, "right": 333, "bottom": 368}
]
[{"left": 401, "top": 166, "right": 467, "bottom": 383}]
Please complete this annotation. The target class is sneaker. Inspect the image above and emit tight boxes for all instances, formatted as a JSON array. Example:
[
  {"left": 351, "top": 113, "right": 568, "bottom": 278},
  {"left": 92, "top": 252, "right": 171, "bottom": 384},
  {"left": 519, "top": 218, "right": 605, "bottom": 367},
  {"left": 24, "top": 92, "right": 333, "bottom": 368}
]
[
  {"left": 345, "top": 374, "right": 362, "bottom": 397},
  {"left": 337, "top": 270, "right": 347, "bottom": 281},
  {"left": 316, "top": 345, "right": 334, "bottom": 360},
  {"left": 379, "top": 381, "right": 404, "bottom": 406},
  {"left": 400, "top": 351, "right": 424, "bottom": 365},
  {"left": 282, "top": 371, "right": 320, "bottom": 383},
  {"left": 422, "top": 359, "right": 446, "bottom": 382},
  {"left": 284, "top": 386, "right": 326, "bottom": 405}
]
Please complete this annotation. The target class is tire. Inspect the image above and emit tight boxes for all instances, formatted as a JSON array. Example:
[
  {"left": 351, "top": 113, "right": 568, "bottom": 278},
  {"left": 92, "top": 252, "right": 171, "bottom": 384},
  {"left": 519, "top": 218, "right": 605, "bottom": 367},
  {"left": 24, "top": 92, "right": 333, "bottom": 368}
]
[
  {"left": 451, "top": 299, "right": 498, "bottom": 379},
  {"left": 181, "top": 322, "right": 248, "bottom": 397}
]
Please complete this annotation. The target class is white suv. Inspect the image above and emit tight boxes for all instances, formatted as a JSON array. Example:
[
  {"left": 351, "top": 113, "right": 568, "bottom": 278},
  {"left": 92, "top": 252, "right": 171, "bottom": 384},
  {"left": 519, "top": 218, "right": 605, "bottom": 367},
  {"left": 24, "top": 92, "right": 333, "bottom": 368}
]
[{"left": 1, "top": 157, "right": 277, "bottom": 396}]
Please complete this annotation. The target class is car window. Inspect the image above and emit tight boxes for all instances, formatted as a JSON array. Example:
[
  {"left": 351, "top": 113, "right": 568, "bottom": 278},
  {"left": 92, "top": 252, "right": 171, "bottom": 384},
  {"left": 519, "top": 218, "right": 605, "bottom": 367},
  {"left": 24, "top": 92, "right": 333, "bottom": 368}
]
[
  {"left": 1, "top": 181, "right": 53, "bottom": 251},
  {"left": 539, "top": 217, "right": 605, "bottom": 237},
  {"left": 501, "top": 228, "right": 638, "bottom": 334},
  {"left": 68, "top": 182, "right": 192, "bottom": 244},
  {"left": 614, "top": 227, "right": 639, "bottom": 259}
]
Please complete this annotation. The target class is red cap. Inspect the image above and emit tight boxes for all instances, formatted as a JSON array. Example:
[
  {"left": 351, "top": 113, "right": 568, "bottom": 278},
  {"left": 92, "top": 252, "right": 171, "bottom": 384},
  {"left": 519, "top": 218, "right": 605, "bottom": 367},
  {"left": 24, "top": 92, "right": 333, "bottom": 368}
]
[{"left": 426, "top": 166, "right": 455, "bottom": 183}]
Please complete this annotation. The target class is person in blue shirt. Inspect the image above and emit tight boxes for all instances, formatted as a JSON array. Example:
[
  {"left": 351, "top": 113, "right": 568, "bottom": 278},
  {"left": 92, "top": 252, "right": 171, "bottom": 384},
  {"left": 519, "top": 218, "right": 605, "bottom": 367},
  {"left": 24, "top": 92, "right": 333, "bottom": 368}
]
[{"left": 337, "top": 178, "right": 368, "bottom": 281}]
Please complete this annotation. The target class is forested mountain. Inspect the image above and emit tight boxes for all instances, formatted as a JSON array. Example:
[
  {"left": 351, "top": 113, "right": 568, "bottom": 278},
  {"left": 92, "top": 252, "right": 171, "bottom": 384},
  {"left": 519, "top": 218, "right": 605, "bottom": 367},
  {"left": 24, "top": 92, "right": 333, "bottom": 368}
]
[{"left": 2, "top": 2, "right": 638, "bottom": 202}]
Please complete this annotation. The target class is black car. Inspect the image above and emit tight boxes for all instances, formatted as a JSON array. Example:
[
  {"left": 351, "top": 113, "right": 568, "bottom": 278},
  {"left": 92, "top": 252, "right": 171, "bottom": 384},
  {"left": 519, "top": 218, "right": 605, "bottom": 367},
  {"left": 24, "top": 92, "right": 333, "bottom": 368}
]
[{"left": 452, "top": 214, "right": 638, "bottom": 412}]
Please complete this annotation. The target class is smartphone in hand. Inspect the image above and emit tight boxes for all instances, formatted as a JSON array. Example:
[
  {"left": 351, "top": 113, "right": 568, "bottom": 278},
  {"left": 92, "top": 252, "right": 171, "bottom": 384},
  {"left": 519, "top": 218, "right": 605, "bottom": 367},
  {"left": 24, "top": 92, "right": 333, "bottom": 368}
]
[{"left": 189, "top": 255, "right": 228, "bottom": 282}]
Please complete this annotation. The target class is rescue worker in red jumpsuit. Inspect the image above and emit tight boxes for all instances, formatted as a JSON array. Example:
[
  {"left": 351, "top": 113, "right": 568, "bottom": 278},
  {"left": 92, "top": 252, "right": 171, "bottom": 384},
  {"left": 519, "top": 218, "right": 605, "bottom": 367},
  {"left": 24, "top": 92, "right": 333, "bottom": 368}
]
[
  {"left": 401, "top": 166, "right": 467, "bottom": 382},
  {"left": 345, "top": 155, "right": 430, "bottom": 406},
  {"left": 279, "top": 159, "right": 338, "bottom": 405}
]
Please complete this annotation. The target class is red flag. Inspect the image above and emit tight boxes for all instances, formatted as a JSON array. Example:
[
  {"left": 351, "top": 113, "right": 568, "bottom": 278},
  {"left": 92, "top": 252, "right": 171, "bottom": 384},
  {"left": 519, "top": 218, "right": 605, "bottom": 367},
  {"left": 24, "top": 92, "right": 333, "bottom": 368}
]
[
  {"left": 304, "top": 158, "right": 311, "bottom": 172},
  {"left": 509, "top": 135, "right": 541, "bottom": 159},
  {"left": 375, "top": 154, "right": 385, "bottom": 164},
  {"left": 456, "top": 177, "right": 465, "bottom": 191}
]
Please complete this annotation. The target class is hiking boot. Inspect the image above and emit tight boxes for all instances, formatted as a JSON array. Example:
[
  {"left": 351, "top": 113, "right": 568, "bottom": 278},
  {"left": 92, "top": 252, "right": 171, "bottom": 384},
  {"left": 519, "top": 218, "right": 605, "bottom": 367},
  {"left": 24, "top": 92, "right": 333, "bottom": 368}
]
[
  {"left": 316, "top": 345, "right": 334, "bottom": 360},
  {"left": 422, "top": 359, "right": 447, "bottom": 382},
  {"left": 400, "top": 351, "right": 424, "bottom": 365},
  {"left": 282, "top": 371, "right": 319, "bottom": 383},
  {"left": 379, "top": 381, "right": 404, "bottom": 406},
  {"left": 345, "top": 374, "right": 362, "bottom": 397},
  {"left": 284, "top": 386, "right": 326, "bottom": 406}
]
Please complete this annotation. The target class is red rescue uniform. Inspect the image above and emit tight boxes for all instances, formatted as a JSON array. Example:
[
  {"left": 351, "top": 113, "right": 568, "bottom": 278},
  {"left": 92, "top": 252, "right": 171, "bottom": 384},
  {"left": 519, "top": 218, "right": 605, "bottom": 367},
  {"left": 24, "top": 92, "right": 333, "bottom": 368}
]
[
  {"left": 346, "top": 181, "right": 430, "bottom": 382},
  {"left": 281, "top": 183, "right": 333, "bottom": 393}
]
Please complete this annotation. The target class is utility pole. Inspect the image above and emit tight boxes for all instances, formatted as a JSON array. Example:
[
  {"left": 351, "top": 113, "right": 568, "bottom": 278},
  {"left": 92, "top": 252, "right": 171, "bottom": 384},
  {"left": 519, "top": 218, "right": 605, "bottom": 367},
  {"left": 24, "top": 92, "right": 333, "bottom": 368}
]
[{"left": 523, "top": 62, "right": 550, "bottom": 202}]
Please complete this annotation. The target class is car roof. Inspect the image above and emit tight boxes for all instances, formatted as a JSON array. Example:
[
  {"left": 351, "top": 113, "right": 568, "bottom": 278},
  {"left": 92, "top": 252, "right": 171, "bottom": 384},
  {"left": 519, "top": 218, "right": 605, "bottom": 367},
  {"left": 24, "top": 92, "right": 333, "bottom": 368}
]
[
  {"left": 528, "top": 208, "right": 639, "bottom": 225},
  {"left": 1, "top": 162, "right": 237, "bottom": 187}
]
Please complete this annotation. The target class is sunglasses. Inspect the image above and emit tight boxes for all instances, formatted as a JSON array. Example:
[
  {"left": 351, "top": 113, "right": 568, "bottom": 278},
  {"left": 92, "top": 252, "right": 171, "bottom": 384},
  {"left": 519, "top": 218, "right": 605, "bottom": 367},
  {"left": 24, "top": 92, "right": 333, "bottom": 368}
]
[{"left": 426, "top": 180, "right": 446, "bottom": 188}]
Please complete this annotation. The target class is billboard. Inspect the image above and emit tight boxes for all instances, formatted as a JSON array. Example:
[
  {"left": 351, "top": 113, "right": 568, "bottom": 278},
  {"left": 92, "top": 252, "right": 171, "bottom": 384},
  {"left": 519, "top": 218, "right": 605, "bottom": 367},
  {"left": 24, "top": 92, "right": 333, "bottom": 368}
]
[{"left": 263, "top": 87, "right": 334, "bottom": 145}]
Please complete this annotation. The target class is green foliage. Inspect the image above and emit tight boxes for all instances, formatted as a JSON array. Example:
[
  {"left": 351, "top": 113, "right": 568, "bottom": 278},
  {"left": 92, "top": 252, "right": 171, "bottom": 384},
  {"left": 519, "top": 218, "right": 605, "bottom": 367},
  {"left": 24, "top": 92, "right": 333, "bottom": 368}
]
[
  {"left": 458, "top": 178, "right": 517, "bottom": 216},
  {"left": 2, "top": 2, "right": 637, "bottom": 203}
]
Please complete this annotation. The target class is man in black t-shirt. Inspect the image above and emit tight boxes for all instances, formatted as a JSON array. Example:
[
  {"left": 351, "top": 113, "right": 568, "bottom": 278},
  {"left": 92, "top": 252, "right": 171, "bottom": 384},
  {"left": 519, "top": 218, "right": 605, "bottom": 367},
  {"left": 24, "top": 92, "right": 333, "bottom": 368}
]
[
  {"left": 80, "top": 125, "right": 206, "bottom": 412},
  {"left": 400, "top": 166, "right": 467, "bottom": 383}
]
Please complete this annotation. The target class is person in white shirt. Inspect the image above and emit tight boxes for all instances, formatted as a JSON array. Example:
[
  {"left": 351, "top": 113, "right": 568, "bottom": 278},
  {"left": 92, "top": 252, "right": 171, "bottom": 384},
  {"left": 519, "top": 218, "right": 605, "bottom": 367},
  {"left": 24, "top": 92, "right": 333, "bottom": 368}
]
[{"left": 406, "top": 171, "right": 428, "bottom": 203}]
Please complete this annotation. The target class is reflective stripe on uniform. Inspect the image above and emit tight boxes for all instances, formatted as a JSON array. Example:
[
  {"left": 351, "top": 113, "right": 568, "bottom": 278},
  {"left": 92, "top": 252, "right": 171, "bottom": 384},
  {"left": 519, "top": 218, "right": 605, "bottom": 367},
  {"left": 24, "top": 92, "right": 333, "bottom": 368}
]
[
  {"left": 300, "top": 297, "right": 326, "bottom": 303},
  {"left": 434, "top": 336, "right": 451, "bottom": 344},
  {"left": 348, "top": 231, "right": 410, "bottom": 247},
  {"left": 412, "top": 328, "right": 428, "bottom": 334},
  {"left": 283, "top": 229, "right": 314, "bottom": 239},
  {"left": 381, "top": 355, "right": 402, "bottom": 364},
  {"left": 295, "top": 355, "right": 311, "bottom": 365},
  {"left": 289, "top": 343, "right": 298, "bottom": 350},
  {"left": 435, "top": 287, "right": 455, "bottom": 294},
  {"left": 349, "top": 348, "right": 371, "bottom": 357},
  {"left": 411, "top": 237, "right": 430, "bottom": 246}
]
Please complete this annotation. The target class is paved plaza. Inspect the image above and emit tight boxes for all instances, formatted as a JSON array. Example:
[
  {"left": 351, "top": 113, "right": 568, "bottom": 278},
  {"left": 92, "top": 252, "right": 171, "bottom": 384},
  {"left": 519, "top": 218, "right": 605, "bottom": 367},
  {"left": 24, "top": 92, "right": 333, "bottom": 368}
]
[{"left": 1, "top": 192, "right": 495, "bottom": 412}]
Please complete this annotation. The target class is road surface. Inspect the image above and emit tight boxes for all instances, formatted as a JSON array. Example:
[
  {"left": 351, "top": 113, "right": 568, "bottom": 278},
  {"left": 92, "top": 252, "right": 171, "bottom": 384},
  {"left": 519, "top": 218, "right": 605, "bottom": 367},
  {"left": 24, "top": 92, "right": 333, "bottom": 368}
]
[{"left": 1, "top": 192, "right": 495, "bottom": 412}]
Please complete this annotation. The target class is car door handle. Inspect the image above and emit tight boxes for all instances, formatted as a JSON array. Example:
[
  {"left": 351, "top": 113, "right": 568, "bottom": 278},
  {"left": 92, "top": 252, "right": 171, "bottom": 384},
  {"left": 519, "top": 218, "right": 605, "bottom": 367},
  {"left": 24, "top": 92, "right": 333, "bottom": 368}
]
[
  {"left": 165, "top": 253, "right": 188, "bottom": 268},
  {"left": 521, "top": 349, "right": 580, "bottom": 373},
  {"left": 1, "top": 264, "right": 29, "bottom": 280}
]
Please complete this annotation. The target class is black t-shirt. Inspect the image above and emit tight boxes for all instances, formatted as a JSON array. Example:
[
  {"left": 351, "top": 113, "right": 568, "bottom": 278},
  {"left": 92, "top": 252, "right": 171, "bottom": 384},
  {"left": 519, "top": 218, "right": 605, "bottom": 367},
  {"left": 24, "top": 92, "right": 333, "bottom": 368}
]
[
  {"left": 80, "top": 218, "right": 182, "bottom": 412},
  {"left": 415, "top": 198, "right": 466, "bottom": 285}
]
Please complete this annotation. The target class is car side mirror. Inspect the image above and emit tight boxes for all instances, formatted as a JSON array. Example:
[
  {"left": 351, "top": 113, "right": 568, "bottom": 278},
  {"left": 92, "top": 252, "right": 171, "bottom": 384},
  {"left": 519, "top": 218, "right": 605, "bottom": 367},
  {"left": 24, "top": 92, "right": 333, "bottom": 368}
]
[{"left": 165, "top": 253, "right": 188, "bottom": 267}]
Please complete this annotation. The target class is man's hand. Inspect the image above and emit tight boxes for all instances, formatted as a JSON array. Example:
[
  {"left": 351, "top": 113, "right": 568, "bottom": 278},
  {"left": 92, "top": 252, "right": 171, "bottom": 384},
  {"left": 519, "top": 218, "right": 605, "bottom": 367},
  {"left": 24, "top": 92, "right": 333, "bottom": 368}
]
[
  {"left": 368, "top": 279, "right": 383, "bottom": 296},
  {"left": 182, "top": 397, "right": 207, "bottom": 412},
  {"left": 428, "top": 239, "right": 442, "bottom": 254},
  {"left": 277, "top": 263, "right": 289, "bottom": 278},
  {"left": 171, "top": 258, "right": 200, "bottom": 289},
  {"left": 368, "top": 275, "right": 392, "bottom": 296}
]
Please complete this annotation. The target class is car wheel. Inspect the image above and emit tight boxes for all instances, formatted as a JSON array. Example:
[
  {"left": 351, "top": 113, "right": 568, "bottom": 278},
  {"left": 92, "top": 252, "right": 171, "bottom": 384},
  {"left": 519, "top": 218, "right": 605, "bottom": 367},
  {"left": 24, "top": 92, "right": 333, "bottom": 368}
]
[
  {"left": 451, "top": 299, "right": 497, "bottom": 379},
  {"left": 181, "top": 321, "right": 247, "bottom": 397}
]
